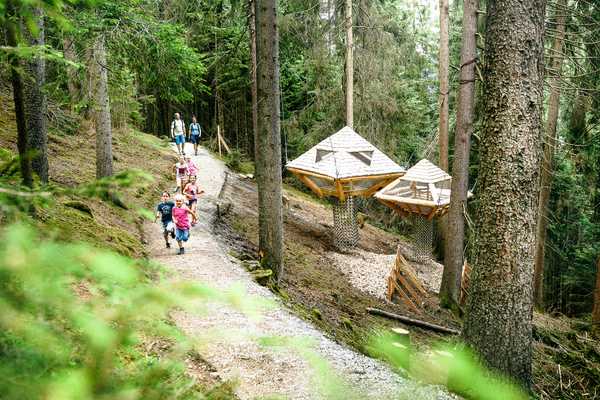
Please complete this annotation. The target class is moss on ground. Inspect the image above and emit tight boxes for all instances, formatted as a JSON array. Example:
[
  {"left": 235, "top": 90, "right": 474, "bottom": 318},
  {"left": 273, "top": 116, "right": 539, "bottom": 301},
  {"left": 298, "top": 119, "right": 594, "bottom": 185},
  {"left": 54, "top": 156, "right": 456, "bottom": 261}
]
[{"left": 0, "top": 91, "right": 175, "bottom": 257}]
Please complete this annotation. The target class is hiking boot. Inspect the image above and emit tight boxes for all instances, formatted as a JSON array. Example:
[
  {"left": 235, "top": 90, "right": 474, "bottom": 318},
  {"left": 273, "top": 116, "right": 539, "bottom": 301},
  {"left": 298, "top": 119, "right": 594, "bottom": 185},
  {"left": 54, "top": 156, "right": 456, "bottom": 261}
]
[
  {"left": 166, "top": 242, "right": 170, "bottom": 248},
  {"left": 178, "top": 247, "right": 184, "bottom": 255},
  {"left": 181, "top": 247, "right": 185, "bottom": 255}
]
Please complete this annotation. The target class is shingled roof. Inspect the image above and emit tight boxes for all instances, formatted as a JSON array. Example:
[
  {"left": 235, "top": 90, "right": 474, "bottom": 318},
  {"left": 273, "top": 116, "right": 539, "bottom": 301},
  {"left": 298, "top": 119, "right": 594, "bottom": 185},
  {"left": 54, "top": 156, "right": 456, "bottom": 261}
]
[
  {"left": 285, "top": 126, "right": 404, "bottom": 179},
  {"left": 399, "top": 159, "right": 451, "bottom": 184}
]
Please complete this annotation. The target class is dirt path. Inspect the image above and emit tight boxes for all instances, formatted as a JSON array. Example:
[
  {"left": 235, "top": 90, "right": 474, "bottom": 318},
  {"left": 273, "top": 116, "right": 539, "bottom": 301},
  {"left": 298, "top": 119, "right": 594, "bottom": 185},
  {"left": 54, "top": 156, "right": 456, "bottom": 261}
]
[{"left": 147, "top": 143, "right": 451, "bottom": 400}]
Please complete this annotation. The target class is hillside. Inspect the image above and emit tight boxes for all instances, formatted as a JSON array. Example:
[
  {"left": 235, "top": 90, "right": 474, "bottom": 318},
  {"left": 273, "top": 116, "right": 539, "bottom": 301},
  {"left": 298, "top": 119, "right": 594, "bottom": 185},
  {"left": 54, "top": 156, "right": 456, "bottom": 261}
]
[{"left": 0, "top": 89, "right": 173, "bottom": 256}]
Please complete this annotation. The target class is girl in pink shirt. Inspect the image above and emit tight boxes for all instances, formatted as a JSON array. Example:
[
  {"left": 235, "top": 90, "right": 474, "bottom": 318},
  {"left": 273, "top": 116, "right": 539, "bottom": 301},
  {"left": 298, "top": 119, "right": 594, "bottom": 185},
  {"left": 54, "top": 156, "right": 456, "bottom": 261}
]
[
  {"left": 185, "top": 155, "right": 198, "bottom": 177},
  {"left": 183, "top": 175, "right": 204, "bottom": 220},
  {"left": 171, "top": 194, "right": 197, "bottom": 255}
]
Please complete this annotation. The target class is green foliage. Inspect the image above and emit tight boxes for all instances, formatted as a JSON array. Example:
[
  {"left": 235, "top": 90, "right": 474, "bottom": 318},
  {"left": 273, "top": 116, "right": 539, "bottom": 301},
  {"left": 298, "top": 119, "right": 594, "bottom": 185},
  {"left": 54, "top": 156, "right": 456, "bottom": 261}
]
[
  {"left": 368, "top": 333, "right": 528, "bottom": 400},
  {"left": 0, "top": 224, "right": 196, "bottom": 399}
]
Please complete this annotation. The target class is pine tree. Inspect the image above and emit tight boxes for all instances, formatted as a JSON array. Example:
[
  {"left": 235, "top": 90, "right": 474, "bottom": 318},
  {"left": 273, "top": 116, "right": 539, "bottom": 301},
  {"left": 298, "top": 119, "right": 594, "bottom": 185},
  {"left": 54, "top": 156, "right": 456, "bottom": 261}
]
[
  {"left": 255, "top": 0, "right": 284, "bottom": 280},
  {"left": 440, "top": 0, "right": 478, "bottom": 308},
  {"left": 462, "top": 0, "right": 546, "bottom": 387}
]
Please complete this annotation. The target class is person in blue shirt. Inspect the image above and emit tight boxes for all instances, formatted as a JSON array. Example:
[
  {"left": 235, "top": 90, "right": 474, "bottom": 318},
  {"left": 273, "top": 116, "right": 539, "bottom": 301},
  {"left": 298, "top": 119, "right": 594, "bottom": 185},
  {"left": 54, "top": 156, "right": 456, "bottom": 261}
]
[
  {"left": 188, "top": 115, "right": 202, "bottom": 156},
  {"left": 155, "top": 191, "right": 175, "bottom": 248}
]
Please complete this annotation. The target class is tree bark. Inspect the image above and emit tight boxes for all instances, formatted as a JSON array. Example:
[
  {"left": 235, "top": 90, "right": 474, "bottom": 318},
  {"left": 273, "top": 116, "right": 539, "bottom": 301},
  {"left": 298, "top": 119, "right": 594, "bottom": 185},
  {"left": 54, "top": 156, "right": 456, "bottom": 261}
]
[
  {"left": 63, "top": 35, "right": 79, "bottom": 104},
  {"left": 249, "top": 0, "right": 258, "bottom": 144},
  {"left": 344, "top": 0, "right": 353, "bottom": 128},
  {"left": 25, "top": 7, "right": 49, "bottom": 184},
  {"left": 6, "top": 0, "right": 33, "bottom": 187},
  {"left": 438, "top": 0, "right": 450, "bottom": 172},
  {"left": 255, "top": 0, "right": 284, "bottom": 280},
  {"left": 440, "top": 0, "right": 478, "bottom": 308},
  {"left": 533, "top": 0, "right": 567, "bottom": 310},
  {"left": 91, "top": 34, "right": 113, "bottom": 179},
  {"left": 462, "top": 0, "right": 546, "bottom": 388},
  {"left": 592, "top": 257, "right": 600, "bottom": 335}
]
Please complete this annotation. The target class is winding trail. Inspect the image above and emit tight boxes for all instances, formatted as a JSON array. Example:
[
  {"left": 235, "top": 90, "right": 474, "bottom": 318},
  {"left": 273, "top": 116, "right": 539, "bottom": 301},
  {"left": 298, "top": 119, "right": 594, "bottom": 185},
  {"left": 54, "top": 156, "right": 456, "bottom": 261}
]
[{"left": 147, "top": 144, "right": 452, "bottom": 400}]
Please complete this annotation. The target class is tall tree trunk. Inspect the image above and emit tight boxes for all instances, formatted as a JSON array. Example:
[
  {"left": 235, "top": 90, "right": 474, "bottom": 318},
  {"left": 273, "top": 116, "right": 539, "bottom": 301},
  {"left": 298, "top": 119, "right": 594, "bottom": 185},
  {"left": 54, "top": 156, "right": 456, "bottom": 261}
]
[
  {"left": 255, "top": 0, "right": 284, "bottom": 280},
  {"left": 249, "top": 0, "right": 258, "bottom": 143},
  {"left": 91, "top": 34, "right": 113, "bottom": 179},
  {"left": 462, "top": 0, "right": 546, "bottom": 388},
  {"left": 533, "top": 0, "right": 567, "bottom": 310},
  {"left": 593, "top": 257, "right": 600, "bottom": 335},
  {"left": 26, "top": 7, "right": 49, "bottom": 184},
  {"left": 63, "top": 35, "right": 79, "bottom": 104},
  {"left": 440, "top": 0, "right": 478, "bottom": 309},
  {"left": 345, "top": 0, "right": 353, "bottom": 128},
  {"left": 6, "top": 0, "right": 33, "bottom": 187},
  {"left": 436, "top": 0, "right": 451, "bottom": 266},
  {"left": 438, "top": 0, "right": 450, "bottom": 172}
]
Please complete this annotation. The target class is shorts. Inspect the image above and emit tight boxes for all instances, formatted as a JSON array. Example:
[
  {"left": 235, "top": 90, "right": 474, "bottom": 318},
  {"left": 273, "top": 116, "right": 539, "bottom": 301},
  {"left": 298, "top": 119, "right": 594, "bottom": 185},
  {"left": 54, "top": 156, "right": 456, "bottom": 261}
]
[
  {"left": 175, "top": 227, "right": 190, "bottom": 242},
  {"left": 162, "top": 221, "right": 175, "bottom": 233},
  {"left": 175, "top": 135, "right": 185, "bottom": 145},
  {"left": 190, "top": 134, "right": 200, "bottom": 144},
  {"left": 187, "top": 198, "right": 197, "bottom": 206}
]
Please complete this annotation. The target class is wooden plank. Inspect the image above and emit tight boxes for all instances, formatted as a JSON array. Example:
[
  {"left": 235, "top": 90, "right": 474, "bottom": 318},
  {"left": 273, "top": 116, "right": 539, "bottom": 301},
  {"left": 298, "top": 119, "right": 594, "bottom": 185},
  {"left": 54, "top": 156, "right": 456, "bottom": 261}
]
[
  {"left": 335, "top": 180, "right": 346, "bottom": 202},
  {"left": 218, "top": 129, "right": 231, "bottom": 154},
  {"left": 294, "top": 172, "right": 324, "bottom": 198},
  {"left": 217, "top": 125, "right": 222, "bottom": 156},
  {"left": 396, "top": 270, "right": 421, "bottom": 303},
  {"left": 338, "top": 172, "right": 404, "bottom": 183},
  {"left": 391, "top": 280, "right": 419, "bottom": 312},
  {"left": 366, "top": 307, "right": 460, "bottom": 335},
  {"left": 375, "top": 193, "right": 440, "bottom": 208},
  {"left": 286, "top": 167, "right": 335, "bottom": 182},
  {"left": 386, "top": 276, "right": 395, "bottom": 301}
]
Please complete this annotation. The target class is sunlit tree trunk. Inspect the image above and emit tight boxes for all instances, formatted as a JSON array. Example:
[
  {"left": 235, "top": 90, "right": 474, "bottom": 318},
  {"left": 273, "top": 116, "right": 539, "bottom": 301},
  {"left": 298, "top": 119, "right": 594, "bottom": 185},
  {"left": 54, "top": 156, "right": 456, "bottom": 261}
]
[
  {"left": 438, "top": 0, "right": 449, "bottom": 172},
  {"left": 534, "top": 0, "right": 567, "bottom": 309},
  {"left": 91, "top": 34, "right": 113, "bottom": 178},
  {"left": 255, "top": 0, "right": 284, "bottom": 280},
  {"left": 440, "top": 0, "right": 478, "bottom": 308},
  {"left": 462, "top": 0, "right": 546, "bottom": 388},
  {"left": 26, "top": 7, "right": 49, "bottom": 183},
  {"left": 345, "top": 0, "right": 353, "bottom": 128},
  {"left": 6, "top": 0, "right": 33, "bottom": 187}
]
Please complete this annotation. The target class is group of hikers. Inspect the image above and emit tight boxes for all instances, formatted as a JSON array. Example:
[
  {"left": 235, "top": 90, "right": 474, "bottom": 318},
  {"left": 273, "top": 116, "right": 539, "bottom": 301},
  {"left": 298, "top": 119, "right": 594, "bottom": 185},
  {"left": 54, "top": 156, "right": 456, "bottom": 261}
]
[
  {"left": 154, "top": 113, "right": 205, "bottom": 255},
  {"left": 170, "top": 112, "right": 202, "bottom": 156}
]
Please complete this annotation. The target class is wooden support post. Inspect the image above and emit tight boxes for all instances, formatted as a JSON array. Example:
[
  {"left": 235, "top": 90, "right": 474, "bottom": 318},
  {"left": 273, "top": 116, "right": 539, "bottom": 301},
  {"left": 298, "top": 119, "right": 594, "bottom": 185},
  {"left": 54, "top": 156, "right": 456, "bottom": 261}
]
[
  {"left": 335, "top": 180, "right": 346, "bottom": 202},
  {"left": 296, "top": 173, "right": 324, "bottom": 198},
  {"left": 217, "top": 125, "right": 222, "bottom": 157}
]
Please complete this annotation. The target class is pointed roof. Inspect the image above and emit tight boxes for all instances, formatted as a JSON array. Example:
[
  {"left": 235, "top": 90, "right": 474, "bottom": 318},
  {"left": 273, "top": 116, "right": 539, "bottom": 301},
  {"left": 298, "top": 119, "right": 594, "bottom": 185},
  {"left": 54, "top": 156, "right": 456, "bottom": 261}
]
[
  {"left": 400, "top": 159, "right": 451, "bottom": 184},
  {"left": 286, "top": 126, "right": 403, "bottom": 179}
]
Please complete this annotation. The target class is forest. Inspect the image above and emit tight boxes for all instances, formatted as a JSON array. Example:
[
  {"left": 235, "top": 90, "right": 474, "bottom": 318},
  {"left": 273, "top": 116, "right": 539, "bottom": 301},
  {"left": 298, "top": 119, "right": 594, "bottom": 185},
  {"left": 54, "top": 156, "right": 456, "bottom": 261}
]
[{"left": 1, "top": 0, "right": 600, "bottom": 399}]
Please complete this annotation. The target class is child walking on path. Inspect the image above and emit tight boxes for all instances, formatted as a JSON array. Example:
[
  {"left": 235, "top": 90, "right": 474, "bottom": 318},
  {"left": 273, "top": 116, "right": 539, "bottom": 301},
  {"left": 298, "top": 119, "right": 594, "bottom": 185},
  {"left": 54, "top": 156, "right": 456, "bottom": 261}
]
[
  {"left": 185, "top": 155, "right": 198, "bottom": 177},
  {"left": 172, "top": 194, "right": 197, "bottom": 255},
  {"left": 183, "top": 175, "right": 204, "bottom": 220},
  {"left": 173, "top": 155, "right": 188, "bottom": 193},
  {"left": 155, "top": 191, "right": 175, "bottom": 248}
]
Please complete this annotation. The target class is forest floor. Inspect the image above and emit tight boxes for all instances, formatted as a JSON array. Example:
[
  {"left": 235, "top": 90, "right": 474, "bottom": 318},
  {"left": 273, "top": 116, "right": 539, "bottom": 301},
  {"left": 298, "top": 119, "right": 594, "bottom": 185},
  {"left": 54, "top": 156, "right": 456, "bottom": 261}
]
[
  {"left": 211, "top": 151, "right": 600, "bottom": 399},
  {"left": 146, "top": 143, "right": 454, "bottom": 400}
]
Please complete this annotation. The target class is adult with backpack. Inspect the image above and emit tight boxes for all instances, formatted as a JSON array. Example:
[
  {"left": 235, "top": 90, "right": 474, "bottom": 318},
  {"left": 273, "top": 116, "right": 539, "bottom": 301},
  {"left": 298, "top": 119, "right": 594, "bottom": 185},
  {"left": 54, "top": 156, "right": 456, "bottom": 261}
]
[
  {"left": 188, "top": 116, "right": 202, "bottom": 156},
  {"left": 171, "top": 112, "right": 186, "bottom": 155}
]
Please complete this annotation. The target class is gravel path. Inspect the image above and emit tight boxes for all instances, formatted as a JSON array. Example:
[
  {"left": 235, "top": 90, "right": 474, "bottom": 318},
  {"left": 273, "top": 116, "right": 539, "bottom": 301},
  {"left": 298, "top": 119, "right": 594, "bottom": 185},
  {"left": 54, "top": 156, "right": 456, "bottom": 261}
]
[
  {"left": 328, "top": 249, "right": 444, "bottom": 301},
  {"left": 147, "top": 144, "right": 452, "bottom": 400}
]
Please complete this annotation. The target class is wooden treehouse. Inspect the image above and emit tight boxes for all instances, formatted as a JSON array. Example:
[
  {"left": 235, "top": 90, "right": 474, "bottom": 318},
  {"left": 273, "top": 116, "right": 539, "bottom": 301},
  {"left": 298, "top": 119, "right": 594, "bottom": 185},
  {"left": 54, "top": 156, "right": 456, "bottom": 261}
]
[
  {"left": 286, "top": 126, "right": 404, "bottom": 201},
  {"left": 286, "top": 126, "right": 404, "bottom": 247},
  {"left": 375, "top": 159, "right": 472, "bottom": 260},
  {"left": 375, "top": 159, "right": 465, "bottom": 220}
]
